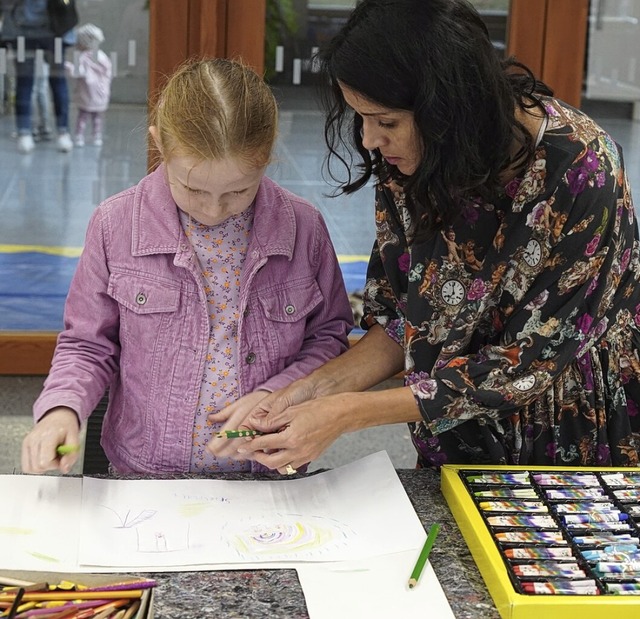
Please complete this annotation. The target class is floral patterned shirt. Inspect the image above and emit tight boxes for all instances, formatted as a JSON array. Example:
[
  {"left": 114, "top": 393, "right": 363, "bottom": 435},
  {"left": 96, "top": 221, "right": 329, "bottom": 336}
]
[
  {"left": 363, "top": 98, "right": 640, "bottom": 467},
  {"left": 181, "top": 208, "right": 254, "bottom": 472}
]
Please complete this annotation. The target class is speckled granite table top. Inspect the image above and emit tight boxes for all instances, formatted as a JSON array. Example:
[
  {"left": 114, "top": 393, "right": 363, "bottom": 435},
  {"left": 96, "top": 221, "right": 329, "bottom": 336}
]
[{"left": 110, "top": 468, "right": 499, "bottom": 619}]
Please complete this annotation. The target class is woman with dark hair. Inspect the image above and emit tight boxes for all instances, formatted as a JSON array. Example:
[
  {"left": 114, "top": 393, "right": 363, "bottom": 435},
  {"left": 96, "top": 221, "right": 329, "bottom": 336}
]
[{"left": 209, "top": 0, "right": 640, "bottom": 473}]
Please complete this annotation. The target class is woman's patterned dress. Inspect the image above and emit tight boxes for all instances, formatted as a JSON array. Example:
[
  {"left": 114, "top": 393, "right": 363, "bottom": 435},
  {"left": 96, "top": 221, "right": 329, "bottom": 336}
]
[{"left": 363, "top": 98, "right": 640, "bottom": 467}]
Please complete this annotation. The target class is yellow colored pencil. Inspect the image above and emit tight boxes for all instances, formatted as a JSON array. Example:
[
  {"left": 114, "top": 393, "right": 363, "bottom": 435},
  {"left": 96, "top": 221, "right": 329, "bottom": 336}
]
[
  {"left": 56, "top": 444, "right": 81, "bottom": 456},
  {"left": 0, "top": 590, "right": 142, "bottom": 603}
]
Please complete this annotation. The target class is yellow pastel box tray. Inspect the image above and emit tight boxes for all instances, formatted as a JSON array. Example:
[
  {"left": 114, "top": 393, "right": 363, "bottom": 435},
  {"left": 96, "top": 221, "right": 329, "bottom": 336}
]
[{"left": 441, "top": 464, "right": 640, "bottom": 619}]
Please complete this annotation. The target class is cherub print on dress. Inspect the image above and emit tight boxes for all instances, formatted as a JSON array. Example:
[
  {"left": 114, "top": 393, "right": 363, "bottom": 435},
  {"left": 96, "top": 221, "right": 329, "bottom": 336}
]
[
  {"left": 567, "top": 214, "right": 595, "bottom": 236},
  {"left": 550, "top": 212, "right": 569, "bottom": 244},
  {"left": 527, "top": 196, "right": 555, "bottom": 230},
  {"left": 527, "top": 196, "right": 568, "bottom": 243},
  {"left": 493, "top": 210, "right": 507, "bottom": 251},
  {"left": 441, "top": 228, "right": 463, "bottom": 265},
  {"left": 557, "top": 252, "right": 607, "bottom": 295},
  {"left": 462, "top": 239, "right": 483, "bottom": 271},
  {"left": 375, "top": 208, "right": 400, "bottom": 252},
  {"left": 491, "top": 262, "right": 508, "bottom": 288},
  {"left": 417, "top": 260, "right": 439, "bottom": 297},
  {"left": 512, "top": 150, "right": 547, "bottom": 212}
]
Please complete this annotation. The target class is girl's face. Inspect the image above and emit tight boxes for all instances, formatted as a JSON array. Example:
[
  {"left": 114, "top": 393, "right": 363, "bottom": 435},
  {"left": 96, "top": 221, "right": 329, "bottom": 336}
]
[
  {"left": 163, "top": 151, "right": 264, "bottom": 227},
  {"left": 340, "top": 83, "right": 422, "bottom": 176}
]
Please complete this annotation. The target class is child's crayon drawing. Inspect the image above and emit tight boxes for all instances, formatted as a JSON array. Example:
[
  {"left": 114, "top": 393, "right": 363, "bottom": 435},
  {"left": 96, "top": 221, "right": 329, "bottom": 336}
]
[{"left": 223, "top": 514, "right": 354, "bottom": 560}]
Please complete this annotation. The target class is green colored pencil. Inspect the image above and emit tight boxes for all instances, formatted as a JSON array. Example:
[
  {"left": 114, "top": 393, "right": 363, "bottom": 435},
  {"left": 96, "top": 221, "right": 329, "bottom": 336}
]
[
  {"left": 215, "top": 429, "right": 263, "bottom": 439},
  {"left": 56, "top": 444, "right": 81, "bottom": 456},
  {"left": 408, "top": 523, "right": 441, "bottom": 588}
]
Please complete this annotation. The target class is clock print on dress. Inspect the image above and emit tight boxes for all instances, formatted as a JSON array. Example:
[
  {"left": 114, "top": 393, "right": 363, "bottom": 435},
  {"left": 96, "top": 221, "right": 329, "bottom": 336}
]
[
  {"left": 523, "top": 239, "right": 542, "bottom": 267},
  {"left": 441, "top": 279, "right": 465, "bottom": 306},
  {"left": 512, "top": 374, "right": 536, "bottom": 391}
]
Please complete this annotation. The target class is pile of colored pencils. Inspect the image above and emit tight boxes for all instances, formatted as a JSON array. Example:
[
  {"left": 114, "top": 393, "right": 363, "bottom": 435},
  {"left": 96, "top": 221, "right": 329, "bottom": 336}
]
[{"left": 0, "top": 577, "right": 155, "bottom": 619}]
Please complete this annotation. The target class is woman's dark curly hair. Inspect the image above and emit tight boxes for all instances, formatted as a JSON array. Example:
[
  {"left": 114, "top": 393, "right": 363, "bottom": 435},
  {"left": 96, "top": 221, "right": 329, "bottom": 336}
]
[{"left": 318, "top": 0, "right": 552, "bottom": 240}]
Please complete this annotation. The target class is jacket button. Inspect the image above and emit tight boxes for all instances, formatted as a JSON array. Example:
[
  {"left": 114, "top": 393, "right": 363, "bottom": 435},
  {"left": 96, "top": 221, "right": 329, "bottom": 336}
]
[
  {"left": 245, "top": 352, "right": 256, "bottom": 364},
  {"left": 284, "top": 304, "right": 295, "bottom": 315},
  {"left": 136, "top": 293, "right": 147, "bottom": 305}
]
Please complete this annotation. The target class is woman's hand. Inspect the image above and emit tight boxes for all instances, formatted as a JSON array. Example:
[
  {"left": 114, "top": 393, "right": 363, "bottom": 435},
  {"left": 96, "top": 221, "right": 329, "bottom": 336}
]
[
  {"left": 238, "top": 392, "right": 354, "bottom": 473},
  {"left": 246, "top": 377, "right": 319, "bottom": 427},
  {"left": 205, "top": 390, "right": 270, "bottom": 459},
  {"left": 21, "top": 407, "right": 81, "bottom": 474},
  {"left": 240, "top": 384, "right": 422, "bottom": 474}
]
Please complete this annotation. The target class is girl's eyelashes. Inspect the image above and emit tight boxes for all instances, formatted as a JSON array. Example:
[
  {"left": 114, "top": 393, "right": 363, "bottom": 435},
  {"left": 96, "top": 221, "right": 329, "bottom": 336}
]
[{"left": 184, "top": 186, "right": 247, "bottom": 196}]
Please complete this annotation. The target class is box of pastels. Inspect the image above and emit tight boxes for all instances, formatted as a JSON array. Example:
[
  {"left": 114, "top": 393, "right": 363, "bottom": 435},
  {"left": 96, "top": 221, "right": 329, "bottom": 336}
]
[{"left": 441, "top": 465, "right": 640, "bottom": 619}]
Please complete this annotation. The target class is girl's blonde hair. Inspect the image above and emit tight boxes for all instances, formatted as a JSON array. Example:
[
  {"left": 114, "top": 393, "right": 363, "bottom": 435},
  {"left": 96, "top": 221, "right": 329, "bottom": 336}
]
[{"left": 151, "top": 58, "right": 277, "bottom": 168}]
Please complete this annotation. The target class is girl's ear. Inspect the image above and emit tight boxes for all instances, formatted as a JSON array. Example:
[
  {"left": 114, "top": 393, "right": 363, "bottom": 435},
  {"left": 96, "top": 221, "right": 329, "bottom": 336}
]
[{"left": 148, "top": 126, "right": 161, "bottom": 153}]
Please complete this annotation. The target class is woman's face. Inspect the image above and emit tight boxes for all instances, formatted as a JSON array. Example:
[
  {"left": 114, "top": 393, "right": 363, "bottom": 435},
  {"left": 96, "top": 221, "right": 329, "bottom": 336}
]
[{"left": 340, "top": 83, "right": 422, "bottom": 175}]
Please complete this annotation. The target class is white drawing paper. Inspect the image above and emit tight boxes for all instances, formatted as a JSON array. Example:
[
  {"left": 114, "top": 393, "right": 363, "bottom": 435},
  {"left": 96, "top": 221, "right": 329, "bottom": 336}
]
[
  {"left": 0, "top": 475, "right": 82, "bottom": 572},
  {"left": 77, "top": 451, "right": 425, "bottom": 568},
  {"left": 297, "top": 552, "right": 456, "bottom": 619}
]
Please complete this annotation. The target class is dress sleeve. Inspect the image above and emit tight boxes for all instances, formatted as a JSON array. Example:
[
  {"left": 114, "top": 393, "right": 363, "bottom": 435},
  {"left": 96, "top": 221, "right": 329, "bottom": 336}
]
[{"left": 361, "top": 182, "right": 411, "bottom": 346}]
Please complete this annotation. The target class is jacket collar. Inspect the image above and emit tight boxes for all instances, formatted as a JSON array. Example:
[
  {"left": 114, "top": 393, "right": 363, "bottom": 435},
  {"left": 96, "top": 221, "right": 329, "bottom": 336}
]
[{"left": 131, "top": 164, "right": 297, "bottom": 260}]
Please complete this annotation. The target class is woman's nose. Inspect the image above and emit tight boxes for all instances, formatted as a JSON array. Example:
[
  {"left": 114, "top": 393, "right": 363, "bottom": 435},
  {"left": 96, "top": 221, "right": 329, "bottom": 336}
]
[{"left": 361, "top": 120, "right": 384, "bottom": 151}]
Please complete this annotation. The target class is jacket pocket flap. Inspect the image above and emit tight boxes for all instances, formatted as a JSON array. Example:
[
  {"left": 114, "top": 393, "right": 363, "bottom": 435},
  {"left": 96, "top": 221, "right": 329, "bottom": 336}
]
[
  {"left": 108, "top": 272, "right": 180, "bottom": 314},
  {"left": 258, "top": 282, "right": 323, "bottom": 323}
]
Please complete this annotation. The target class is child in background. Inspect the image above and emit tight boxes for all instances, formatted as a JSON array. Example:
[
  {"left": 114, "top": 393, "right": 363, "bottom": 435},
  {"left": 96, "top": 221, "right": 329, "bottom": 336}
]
[
  {"left": 67, "top": 23, "right": 112, "bottom": 146},
  {"left": 21, "top": 58, "right": 352, "bottom": 475}
]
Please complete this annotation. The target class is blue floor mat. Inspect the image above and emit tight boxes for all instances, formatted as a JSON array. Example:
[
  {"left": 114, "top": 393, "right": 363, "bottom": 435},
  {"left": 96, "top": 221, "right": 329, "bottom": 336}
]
[
  {"left": 0, "top": 251, "right": 368, "bottom": 331},
  {"left": 0, "top": 251, "right": 78, "bottom": 330}
]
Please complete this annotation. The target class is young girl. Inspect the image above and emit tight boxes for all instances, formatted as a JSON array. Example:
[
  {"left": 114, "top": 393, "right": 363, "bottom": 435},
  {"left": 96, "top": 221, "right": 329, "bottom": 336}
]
[
  {"left": 67, "top": 23, "right": 112, "bottom": 146},
  {"left": 21, "top": 58, "right": 353, "bottom": 475}
]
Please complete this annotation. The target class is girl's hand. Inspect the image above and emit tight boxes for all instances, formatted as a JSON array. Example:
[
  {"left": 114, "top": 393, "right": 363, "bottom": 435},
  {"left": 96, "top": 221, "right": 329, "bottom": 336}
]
[
  {"left": 205, "top": 390, "right": 270, "bottom": 459},
  {"left": 21, "top": 407, "right": 81, "bottom": 474}
]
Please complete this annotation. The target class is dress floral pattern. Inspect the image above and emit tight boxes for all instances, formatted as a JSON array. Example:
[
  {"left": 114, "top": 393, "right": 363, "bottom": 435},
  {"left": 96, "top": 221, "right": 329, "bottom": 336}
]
[
  {"left": 181, "top": 208, "right": 254, "bottom": 472},
  {"left": 362, "top": 98, "right": 640, "bottom": 467}
]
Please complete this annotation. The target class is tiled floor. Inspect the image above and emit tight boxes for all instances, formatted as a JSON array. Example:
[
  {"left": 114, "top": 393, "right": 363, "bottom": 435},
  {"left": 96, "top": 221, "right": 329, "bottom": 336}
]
[{"left": 0, "top": 86, "right": 639, "bottom": 475}]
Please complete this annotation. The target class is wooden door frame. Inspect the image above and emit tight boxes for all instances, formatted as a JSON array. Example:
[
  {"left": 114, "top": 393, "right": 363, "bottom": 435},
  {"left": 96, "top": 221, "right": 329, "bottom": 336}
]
[{"left": 507, "top": 0, "right": 589, "bottom": 108}]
